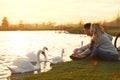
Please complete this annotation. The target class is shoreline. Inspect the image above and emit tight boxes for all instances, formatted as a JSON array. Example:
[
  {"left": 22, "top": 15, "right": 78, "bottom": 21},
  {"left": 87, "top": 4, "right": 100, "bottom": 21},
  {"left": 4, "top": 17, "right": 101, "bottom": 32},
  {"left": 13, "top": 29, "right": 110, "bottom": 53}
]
[{"left": 0, "top": 29, "right": 119, "bottom": 36}]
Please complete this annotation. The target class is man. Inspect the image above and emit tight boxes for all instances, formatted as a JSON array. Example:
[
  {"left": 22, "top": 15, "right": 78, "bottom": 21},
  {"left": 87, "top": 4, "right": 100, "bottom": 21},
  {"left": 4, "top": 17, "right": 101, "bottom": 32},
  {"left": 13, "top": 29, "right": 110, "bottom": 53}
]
[{"left": 70, "top": 23, "right": 92, "bottom": 60}]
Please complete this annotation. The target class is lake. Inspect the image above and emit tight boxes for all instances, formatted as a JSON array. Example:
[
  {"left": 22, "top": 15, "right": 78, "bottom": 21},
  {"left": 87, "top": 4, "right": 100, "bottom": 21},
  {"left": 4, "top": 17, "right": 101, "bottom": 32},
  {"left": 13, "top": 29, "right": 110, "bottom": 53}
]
[{"left": 0, "top": 30, "right": 119, "bottom": 80}]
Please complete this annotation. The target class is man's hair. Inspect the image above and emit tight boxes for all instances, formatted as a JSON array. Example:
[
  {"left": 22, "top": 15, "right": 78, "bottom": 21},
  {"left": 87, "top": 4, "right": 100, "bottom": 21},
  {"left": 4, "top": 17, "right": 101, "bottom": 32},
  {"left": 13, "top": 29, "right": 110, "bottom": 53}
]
[{"left": 84, "top": 23, "right": 91, "bottom": 30}]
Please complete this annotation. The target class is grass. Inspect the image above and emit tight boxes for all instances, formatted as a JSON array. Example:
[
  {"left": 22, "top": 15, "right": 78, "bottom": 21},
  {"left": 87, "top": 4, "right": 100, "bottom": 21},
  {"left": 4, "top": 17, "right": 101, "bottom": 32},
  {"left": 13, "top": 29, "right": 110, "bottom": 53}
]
[
  {"left": 66, "top": 26, "right": 120, "bottom": 36},
  {"left": 105, "top": 26, "right": 120, "bottom": 36},
  {"left": 16, "top": 54, "right": 120, "bottom": 80},
  {"left": 0, "top": 26, "right": 120, "bottom": 36}
]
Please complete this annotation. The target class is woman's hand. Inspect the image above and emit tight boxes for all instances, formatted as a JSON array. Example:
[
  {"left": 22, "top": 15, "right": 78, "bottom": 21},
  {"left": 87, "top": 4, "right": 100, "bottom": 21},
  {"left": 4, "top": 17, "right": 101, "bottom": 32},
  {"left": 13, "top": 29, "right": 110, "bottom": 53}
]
[{"left": 73, "top": 48, "right": 82, "bottom": 54}]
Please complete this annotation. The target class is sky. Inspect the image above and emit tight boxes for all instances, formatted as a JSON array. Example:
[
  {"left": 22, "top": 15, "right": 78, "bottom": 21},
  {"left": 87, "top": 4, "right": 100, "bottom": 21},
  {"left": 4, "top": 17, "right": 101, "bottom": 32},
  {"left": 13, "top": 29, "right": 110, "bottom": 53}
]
[{"left": 0, "top": 0, "right": 120, "bottom": 24}]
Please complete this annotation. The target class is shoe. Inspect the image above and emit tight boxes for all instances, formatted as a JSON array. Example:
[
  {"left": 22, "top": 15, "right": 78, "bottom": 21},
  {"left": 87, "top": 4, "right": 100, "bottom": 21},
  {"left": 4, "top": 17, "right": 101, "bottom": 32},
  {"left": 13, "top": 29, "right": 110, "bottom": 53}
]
[
  {"left": 70, "top": 55, "right": 81, "bottom": 60},
  {"left": 70, "top": 54, "right": 84, "bottom": 60}
]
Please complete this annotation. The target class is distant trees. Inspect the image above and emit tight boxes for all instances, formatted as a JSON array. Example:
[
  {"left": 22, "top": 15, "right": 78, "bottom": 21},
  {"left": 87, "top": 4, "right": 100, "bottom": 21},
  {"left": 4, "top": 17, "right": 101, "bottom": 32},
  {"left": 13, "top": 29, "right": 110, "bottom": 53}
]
[
  {"left": 116, "top": 12, "right": 120, "bottom": 24},
  {"left": 0, "top": 12, "right": 120, "bottom": 29},
  {"left": 19, "top": 20, "right": 24, "bottom": 27},
  {"left": 1, "top": 17, "right": 9, "bottom": 27}
]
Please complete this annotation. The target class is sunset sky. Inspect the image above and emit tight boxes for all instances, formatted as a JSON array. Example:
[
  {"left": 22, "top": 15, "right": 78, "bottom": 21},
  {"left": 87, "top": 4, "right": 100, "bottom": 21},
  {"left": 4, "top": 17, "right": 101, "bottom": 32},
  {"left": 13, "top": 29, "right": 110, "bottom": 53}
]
[{"left": 0, "top": 0, "right": 120, "bottom": 24}]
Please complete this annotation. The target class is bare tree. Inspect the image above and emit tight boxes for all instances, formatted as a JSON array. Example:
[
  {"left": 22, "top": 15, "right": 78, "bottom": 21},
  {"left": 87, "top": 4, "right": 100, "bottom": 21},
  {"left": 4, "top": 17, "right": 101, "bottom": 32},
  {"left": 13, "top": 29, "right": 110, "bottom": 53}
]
[
  {"left": 2, "top": 17, "right": 9, "bottom": 27},
  {"left": 19, "top": 20, "right": 24, "bottom": 27}
]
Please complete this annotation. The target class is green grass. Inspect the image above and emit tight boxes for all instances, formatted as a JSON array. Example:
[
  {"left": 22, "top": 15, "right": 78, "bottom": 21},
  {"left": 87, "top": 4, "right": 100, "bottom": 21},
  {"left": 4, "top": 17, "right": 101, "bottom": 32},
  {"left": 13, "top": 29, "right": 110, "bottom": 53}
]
[
  {"left": 16, "top": 56, "right": 120, "bottom": 80},
  {"left": 67, "top": 26, "right": 120, "bottom": 36},
  {"left": 66, "top": 27, "right": 84, "bottom": 34},
  {"left": 105, "top": 26, "right": 120, "bottom": 36},
  {"left": 0, "top": 26, "right": 119, "bottom": 36}
]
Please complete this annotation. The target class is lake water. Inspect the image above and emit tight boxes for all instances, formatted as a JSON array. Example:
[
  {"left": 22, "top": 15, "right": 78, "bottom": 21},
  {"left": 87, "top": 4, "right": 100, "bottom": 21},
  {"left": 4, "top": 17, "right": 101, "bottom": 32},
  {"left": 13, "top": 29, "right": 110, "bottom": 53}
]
[{"left": 0, "top": 31, "right": 119, "bottom": 80}]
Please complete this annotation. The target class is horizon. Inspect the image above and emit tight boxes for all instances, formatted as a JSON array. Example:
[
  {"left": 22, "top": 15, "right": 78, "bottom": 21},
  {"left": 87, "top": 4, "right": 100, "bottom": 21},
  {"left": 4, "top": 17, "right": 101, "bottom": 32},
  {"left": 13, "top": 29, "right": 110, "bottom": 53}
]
[{"left": 0, "top": 0, "right": 120, "bottom": 24}]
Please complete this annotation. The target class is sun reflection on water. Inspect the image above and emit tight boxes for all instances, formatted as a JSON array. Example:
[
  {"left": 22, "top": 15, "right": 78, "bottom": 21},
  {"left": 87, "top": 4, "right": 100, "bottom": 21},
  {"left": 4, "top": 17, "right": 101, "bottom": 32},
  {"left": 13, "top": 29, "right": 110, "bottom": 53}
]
[{"left": 6, "top": 31, "right": 27, "bottom": 56}]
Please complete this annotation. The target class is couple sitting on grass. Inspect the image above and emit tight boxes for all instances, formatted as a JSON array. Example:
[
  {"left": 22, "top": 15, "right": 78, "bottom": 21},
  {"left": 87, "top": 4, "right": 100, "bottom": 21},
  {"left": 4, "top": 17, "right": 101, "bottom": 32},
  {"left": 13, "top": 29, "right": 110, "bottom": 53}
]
[{"left": 70, "top": 23, "right": 119, "bottom": 62}]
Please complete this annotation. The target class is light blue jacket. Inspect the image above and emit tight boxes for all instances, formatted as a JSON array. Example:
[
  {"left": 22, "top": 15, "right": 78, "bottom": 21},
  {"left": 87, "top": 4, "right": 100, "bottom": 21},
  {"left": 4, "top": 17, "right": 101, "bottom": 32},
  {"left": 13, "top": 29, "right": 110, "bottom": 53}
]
[
  {"left": 91, "top": 33, "right": 118, "bottom": 56},
  {"left": 79, "top": 33, "right": 117, "bottom": 55}
]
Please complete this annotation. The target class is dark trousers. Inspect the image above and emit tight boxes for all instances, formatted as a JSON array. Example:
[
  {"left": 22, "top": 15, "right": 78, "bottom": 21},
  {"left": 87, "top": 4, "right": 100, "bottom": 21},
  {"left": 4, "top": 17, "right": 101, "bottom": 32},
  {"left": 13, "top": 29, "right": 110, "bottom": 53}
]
[{"left": 93, "top": 48, "right": 119, "bottom": 61}]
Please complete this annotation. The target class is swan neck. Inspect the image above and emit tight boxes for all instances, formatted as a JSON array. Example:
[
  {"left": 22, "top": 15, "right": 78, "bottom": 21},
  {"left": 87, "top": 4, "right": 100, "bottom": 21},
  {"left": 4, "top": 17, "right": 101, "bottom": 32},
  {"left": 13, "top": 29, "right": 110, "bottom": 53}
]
[
  {"left": 43, "top": 48, "right": 45, "bottom": 52},
  {"left": 36, "top": 50, "right": 41, "bottom": 64},
  {"left": 42, "top": 48, "right": 47, "bottom": 59}
]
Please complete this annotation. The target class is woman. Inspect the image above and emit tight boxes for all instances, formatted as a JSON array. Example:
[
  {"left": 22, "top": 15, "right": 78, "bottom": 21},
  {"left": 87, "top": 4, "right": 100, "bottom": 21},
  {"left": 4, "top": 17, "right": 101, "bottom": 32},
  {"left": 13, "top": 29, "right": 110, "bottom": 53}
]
[
  {"left": 89, "top": 23, "right": 119, "bottom": 61},
  {"left": 72, "top": 23, "right": 119, "bottom": 61}
]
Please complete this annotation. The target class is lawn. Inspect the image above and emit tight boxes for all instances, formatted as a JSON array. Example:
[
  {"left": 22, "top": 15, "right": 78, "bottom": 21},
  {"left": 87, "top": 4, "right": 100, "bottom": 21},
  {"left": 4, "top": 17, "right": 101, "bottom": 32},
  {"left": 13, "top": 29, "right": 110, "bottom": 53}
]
[{"left": 16, "top": 55, "right": 120, "bottom": 80}]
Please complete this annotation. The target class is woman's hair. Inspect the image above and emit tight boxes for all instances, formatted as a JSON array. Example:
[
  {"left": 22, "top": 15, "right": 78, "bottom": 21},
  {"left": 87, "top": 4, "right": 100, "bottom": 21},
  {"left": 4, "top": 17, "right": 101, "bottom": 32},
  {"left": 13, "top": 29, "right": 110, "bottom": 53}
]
[
  {"left": 89, "top": 23, "right": 104, "bottom": 50},
  {"left": 91, "top": 23, "right": 104, "bottom": 41}
]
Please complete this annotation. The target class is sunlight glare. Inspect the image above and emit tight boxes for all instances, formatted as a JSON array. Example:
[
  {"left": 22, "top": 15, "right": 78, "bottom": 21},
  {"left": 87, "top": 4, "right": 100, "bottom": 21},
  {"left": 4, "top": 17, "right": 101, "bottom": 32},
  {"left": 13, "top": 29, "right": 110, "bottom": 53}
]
[{"left": 9, "top": 31, "right": 27, "bottom": 56}]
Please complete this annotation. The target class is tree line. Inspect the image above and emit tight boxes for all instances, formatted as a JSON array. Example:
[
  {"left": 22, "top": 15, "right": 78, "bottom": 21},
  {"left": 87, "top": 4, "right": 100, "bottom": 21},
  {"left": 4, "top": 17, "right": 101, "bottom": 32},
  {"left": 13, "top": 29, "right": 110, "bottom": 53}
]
[{"left": 0, "top": 13, "right": 120, "bottom": 31}]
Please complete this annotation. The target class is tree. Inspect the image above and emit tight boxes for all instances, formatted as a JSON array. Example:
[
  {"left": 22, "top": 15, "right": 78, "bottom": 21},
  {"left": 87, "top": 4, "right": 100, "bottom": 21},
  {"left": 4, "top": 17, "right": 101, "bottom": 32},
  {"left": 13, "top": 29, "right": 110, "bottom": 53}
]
[
  {"left": 116, "top": 12, "right": 120, "bottom": 25},
  {"left": 19, "top": 20, "right": 24, "bottom": 27},
  {"left": 2, "top": 17, "right": 9, "bottom": 27}
]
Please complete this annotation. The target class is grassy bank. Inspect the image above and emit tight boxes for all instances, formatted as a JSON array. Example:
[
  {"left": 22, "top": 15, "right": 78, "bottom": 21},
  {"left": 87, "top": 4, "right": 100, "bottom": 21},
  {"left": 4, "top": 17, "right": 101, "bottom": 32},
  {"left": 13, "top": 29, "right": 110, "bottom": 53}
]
[
  {"left": 66, "top": 26, "right": 120, "bottom": 36},
  {"left": 105, "top": 26, "right": 120, "bottom": 36},
  {"left": 0, "top": 26, "right": 119, "bottom": 36},
  {"left": 16, "top": 57, "right": 120, "bottom": 80}
]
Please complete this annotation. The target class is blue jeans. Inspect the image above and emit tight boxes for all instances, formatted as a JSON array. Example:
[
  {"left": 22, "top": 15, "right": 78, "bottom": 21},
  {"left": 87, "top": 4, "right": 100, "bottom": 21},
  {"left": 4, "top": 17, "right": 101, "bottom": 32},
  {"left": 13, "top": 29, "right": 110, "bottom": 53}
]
[{"left": 92, "top": 48, "right": 119, "bottom": 61}]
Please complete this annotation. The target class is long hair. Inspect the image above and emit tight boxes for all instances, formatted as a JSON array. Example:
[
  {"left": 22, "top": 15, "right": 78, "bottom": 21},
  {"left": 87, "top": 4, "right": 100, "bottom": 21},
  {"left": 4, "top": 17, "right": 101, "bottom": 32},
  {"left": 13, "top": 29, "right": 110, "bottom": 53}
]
[
  {"left": 89, "top": 23, "right": 104, "bottom": 50},
  {"left": 91, "top": 23, "right": 104, "bottom": 41}
]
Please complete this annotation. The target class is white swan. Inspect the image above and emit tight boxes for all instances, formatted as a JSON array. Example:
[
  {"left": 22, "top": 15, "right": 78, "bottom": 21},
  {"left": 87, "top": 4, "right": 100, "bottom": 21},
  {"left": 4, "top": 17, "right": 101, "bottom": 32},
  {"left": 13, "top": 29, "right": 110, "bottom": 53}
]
[
  {"left": 26, "top": 47, "right": 48, "bottom": 62},
  {"left": 50, "top": 48, "right": 65, "bottom": 65},
  {"left": 8, "top": 50, "right": 45, "bottom": 74}
]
